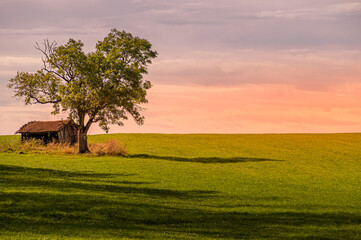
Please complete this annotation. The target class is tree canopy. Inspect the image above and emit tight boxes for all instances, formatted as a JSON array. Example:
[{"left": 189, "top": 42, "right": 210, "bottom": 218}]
[{"left": 8, "top": 29, "right": 158, "bottom": 153}]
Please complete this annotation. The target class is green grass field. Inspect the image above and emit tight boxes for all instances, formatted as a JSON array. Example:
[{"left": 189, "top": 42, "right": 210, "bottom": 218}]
[{"left": 0, "top": 133, "right": 360, "bottom": 239}]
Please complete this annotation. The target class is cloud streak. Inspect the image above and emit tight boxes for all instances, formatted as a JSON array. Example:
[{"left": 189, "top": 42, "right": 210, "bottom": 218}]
[
  {"left": 150, "top": 49, "right": 361, "bottom": 90},
  {"left": 253, "top": 2, "right": 361, "bottom": 19}
]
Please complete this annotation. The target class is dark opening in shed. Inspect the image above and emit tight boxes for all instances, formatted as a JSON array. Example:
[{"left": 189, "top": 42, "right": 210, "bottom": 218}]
[{"left": 16, "top": 120, "right": 78, "bottom": 145}]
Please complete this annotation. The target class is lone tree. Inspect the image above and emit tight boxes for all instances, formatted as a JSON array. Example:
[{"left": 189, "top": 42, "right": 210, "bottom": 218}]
[{"left": 8, "top": 29, "right": 157, "bottom": 153}]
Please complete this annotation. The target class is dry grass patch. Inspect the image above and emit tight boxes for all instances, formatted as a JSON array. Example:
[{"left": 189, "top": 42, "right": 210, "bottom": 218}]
[
  {"left": 0, "top": 138, "right": 127, "bottom": 156},
  {"left": 0, "top": 138, "right": 43, "bottom": 153},
  {"left": 40, "top": 141, "right": 78, "bottom": 154},
  {"left": 90, "top": 139, "right": 127, "bottom": 156}
]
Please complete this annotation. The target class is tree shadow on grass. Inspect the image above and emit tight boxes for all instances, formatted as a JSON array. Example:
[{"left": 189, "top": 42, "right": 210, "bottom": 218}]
[
  {"left": 1, "top": 164, "right": 360, "bottom": 239},
  {"left": 128, "top": 154, "right": 283, "bottom": 164},
  {"left": 1, "top": 192, "right": 360, "bottom": 239},
  {"left": 0, "top": 164, "right": 215, "bottom": 199},
  {"left": 0, "top": 164, "right": 135, "bottom": 178}
]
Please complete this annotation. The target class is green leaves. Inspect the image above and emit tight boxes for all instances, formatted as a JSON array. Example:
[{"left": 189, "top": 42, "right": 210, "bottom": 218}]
[{"left": 8, "top": 70, "right": 61, "bottom": 105}]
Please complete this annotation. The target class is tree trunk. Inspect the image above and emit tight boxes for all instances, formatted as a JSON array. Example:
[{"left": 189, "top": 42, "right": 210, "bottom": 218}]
[{"left": 78, "top": 129, "right": 90, "bottom": 154}]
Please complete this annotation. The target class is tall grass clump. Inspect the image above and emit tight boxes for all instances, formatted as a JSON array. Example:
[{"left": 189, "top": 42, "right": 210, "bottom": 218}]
[
  {"left": 0, "top": 137, "right": 127, "bottom": 156},
  {"left": 0, "top": 138, "right": 19, "bottom": 152},
  {"left": 41, "top": 141, "right": 78, "bottom": 154},
  {"left": 90, "top": 139, "right": 127, "bottom": 156},
  {"left": 0, "top": 138, "right": 43, "bottom": 153}
]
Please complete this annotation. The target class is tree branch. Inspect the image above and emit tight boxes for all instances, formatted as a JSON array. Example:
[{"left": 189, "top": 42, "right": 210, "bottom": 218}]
[
  {"left": 29, "top": 93, "right": 60, "bottom": 104},
  {"left": 35, "top": 40, "right": 72, "bottom": 83}
]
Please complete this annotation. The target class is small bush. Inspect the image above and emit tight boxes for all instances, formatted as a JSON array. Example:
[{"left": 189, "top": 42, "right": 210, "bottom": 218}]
[{"left": 90, "top": 139, "right": 127, "bottom": 156}]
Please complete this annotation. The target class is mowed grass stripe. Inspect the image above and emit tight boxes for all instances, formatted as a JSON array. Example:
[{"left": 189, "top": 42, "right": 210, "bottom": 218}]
[{"left": 0, "top": 133, "right": 360, "bottom": 239}]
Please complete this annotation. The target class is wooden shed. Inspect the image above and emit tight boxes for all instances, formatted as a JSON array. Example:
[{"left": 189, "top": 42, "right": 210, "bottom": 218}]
[{"left": 16, "top": 120, "right": 78, "bottom": 145}]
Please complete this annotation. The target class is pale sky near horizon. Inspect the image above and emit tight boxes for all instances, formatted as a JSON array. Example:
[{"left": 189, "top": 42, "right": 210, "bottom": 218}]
[{"left": 1, "top": 0, "right": 361, "bottom": 135}]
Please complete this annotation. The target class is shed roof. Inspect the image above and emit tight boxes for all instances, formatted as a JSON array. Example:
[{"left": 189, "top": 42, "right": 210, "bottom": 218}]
[{"left": 16, "top": 120, "right": 74, "bottom": 133}]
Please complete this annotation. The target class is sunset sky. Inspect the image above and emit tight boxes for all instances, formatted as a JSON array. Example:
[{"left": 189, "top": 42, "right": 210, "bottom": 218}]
[{"left": 1, "top": 0, "right": 361, "bottom": 134}]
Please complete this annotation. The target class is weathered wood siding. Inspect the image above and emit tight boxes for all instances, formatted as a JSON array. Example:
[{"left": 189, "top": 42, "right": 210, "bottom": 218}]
[{"left": 58, "top": 124, "right": 78, "bottom": 145}]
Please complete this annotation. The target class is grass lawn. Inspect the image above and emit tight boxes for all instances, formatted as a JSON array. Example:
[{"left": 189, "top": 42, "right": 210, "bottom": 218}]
[{"left": 0, "top": 133, "right": 360, "bottom": 239}]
